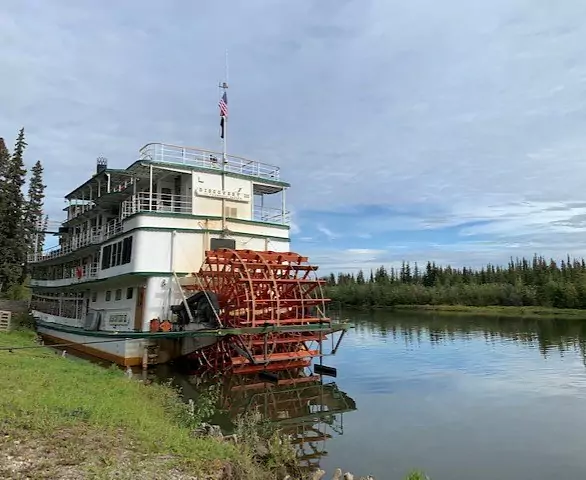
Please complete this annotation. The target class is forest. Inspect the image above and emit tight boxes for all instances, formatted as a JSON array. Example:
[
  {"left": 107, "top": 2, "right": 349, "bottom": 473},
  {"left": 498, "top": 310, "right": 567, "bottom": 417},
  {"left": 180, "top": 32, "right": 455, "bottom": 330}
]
[
  {"left": 0, "top": 128, "right": 46, "bottom": 297},
  {"left": 323, "top": 256, "right": 586, "bottom": 310}
]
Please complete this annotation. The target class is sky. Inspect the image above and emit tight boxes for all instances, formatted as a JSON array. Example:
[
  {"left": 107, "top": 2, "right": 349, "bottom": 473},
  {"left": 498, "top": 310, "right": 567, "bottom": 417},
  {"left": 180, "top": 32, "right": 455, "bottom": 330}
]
[{"left": 2, "top": 0, "right": 586, "bottom": 274}]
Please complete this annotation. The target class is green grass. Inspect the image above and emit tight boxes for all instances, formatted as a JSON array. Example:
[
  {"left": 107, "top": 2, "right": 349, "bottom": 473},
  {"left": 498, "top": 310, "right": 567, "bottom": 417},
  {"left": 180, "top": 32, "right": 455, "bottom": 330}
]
[
  {"left": 391, "top": 304, "right": 586, "bottom": 319},
  {"left": 0, "top": 330, "right": 280, "bottom": 479},
  {"left": 0, "top": 330, "right": 429, "bottom": 479}
]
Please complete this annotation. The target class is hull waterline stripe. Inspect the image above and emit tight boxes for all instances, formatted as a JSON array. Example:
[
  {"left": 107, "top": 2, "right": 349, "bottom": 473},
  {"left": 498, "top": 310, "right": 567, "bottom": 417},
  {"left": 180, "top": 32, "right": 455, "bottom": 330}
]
[{"left": 34, "top": 319, "right": 352, "bottom": 339}]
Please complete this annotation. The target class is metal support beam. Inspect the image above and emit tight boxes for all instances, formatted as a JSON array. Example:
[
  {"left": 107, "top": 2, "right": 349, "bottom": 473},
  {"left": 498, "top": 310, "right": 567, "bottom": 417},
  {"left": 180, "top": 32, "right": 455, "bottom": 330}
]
[{"left": 331, "top": 328, "right": 347, "bottom": 355}]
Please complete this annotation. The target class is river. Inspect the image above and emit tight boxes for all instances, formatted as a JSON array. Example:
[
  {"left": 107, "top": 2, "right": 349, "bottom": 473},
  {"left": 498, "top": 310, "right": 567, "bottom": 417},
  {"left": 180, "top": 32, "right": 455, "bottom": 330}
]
[{"left": 161, "top": 310, "right": 586, "bottom": 479}]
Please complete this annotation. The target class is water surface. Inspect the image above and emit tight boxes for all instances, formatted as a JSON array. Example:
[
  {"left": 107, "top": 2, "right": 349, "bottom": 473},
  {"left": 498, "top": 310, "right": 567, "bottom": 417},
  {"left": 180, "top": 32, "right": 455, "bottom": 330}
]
[
  {"left": 167, "top": 311, "right": 586, "bottom": 479},
  {"left": 319, "top": 311, "right": 586, "bottom": 479}
]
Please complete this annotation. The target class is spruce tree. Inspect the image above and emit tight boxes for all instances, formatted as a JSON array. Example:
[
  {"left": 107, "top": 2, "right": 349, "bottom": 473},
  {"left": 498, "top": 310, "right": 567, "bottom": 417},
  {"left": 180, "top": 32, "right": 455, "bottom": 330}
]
[
  {"left": 24, "top": 160, "right": 46, "bottom": 259},
  {"left": 40, "top": 215, "right": 48, "bottom": 253},
  {"left": 0, "top": 128, "right": 27, "bottom": 291},
  {"left": 0, "top": 138, "right": 10, "bottom": 291}
]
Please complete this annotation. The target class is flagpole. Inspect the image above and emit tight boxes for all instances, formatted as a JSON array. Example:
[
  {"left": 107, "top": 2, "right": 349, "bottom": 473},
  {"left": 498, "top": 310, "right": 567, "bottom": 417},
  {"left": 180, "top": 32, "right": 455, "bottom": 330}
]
[
  {"left": 219, "top": 51, "right": 229, "bottom": 235},
  {"left": 223, "top": 50, "right": 228, "bottom": 163}
]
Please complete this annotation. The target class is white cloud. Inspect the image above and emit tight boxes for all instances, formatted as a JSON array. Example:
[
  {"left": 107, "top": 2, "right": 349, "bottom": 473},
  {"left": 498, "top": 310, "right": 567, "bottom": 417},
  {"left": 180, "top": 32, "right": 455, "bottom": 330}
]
[
  {"left": 289, "top": 220, "right": 301, "bottom": 235},
  {"left": 3, "top": 1, "right": 586, "bottom": 266},
  {"left": 316, "top": 224, "right": 336, "bottom": 240}
]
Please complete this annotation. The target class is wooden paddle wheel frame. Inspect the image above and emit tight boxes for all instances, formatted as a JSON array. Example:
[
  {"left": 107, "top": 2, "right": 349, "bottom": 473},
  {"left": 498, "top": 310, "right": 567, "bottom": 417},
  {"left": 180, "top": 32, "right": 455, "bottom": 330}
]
[
  {"left": 202, "top": 368, "right": 356, "bottom": 472},
  {"left": 183, "top": 249, "right": 344, "bottom": 375}
]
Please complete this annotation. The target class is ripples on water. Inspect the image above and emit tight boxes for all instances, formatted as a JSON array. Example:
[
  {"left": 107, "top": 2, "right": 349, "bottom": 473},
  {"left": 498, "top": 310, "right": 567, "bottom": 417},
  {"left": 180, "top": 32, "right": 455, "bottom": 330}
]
[
  {"left": 166, "top": 311, "right": 586, "bottom": 480},
  {"left": 319, "top": 311, "right": 586, "bottom": 479}
]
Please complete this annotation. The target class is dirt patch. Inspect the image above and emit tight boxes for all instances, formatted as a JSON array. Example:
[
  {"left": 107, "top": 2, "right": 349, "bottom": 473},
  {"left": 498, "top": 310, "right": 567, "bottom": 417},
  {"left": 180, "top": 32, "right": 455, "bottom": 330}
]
[{"left": 0, "top": 426, "right": 226, "bottom": 480}]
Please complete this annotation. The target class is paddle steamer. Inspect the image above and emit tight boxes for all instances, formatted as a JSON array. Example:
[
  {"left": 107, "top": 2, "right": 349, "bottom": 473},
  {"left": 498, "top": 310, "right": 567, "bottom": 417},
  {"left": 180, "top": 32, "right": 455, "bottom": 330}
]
[{"left": 28, "top": 141, "right": 292, "bottom": 366}]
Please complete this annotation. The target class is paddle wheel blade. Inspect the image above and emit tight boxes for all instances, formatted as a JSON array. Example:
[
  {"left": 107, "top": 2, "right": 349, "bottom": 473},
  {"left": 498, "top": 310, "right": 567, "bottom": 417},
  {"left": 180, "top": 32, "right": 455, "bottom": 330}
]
[{"left": 184, "top": 249, "right": 344, "bottom": 374}]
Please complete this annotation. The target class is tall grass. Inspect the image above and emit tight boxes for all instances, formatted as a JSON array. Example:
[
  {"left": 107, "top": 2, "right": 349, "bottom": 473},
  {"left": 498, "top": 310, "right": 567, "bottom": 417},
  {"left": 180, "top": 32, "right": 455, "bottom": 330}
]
[{"left": 0, "top": 330, "right": 265, "bottom": 478}]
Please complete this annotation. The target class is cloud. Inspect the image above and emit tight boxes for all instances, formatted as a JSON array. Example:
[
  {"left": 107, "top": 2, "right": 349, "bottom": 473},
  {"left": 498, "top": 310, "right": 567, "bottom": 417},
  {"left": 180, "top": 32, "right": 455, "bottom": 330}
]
[
  {"left": 289, "top": 220, "right": 301, "bottom": 235},
  {"left": 316, "top": 224, "right": 336, "bottom": 240},
  {"left": 4, "top": 1, "right": 586, "bottom": 270}
]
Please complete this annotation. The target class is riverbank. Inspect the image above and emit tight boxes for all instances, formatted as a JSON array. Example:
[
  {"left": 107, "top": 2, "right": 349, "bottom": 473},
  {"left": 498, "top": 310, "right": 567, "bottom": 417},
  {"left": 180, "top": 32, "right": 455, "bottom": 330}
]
[
  {"left": 0, "top": 330, "right": 297, "bottom": 480},
  {"left": 391, "top": 304, "right": 586, "bottom": 319}
]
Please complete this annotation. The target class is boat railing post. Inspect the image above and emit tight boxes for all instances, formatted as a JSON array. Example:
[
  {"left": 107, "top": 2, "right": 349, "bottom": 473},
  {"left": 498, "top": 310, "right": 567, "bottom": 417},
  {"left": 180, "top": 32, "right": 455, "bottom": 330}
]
[
  {"left": 281, "top": 188, "right": 286, "bottom": 224},
  {"left": 148, "top": 164, "right": 153, "bottom": 211}
]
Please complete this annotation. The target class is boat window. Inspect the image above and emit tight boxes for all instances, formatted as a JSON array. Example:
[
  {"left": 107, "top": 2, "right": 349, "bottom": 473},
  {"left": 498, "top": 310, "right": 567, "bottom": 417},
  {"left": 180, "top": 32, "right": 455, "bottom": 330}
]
[
  {"left": 105, "top": 290, "right": 111, "bottom": 301},
  {"left": 126, "top": 287, "right": 133, "bottom": 300},
  {"left": 101, "top": 235, "right": 133, "bottom": 270},
  {"left": 115, "top": 289, "right": 122, "bottom": 301},
  {"left": 122, "top": 236, "right": 133, "bottom": 265},
  {"left": 91, "top": 292, "right": 97, "bottom": 302},
  {"left": 112, "top": 243, "right": 119, "bottom": 266},
  {"left": 102, "top": 245, "right": 112, "bottom": 269},
  {"left": 115, "top": 243, "right": 122, "bottom": 266}
]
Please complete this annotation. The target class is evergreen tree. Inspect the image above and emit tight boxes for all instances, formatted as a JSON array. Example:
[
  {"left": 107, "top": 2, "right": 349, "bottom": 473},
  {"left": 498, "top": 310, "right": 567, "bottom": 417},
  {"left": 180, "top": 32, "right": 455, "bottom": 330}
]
[
  {"left": 40, "top": 215, "right": 49, "bottom": 253},
  {"left": 24, "top": 160, "right": 46, "bottom": 259},
  {"left": 325, "top": 253, "right": 586, "bottom": 310},
  {"left": 0, "top": 128, "right": 27, "bottom": 291},
  {"left": 0, "top": 138, "right": 10, "bottom": 291}
]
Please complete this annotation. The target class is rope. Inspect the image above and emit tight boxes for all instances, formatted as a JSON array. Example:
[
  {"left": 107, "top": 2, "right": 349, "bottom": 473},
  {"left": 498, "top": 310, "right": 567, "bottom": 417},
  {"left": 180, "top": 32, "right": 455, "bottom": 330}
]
[{"left": 0, "top": 336, "right": 135, "bottom": 352}]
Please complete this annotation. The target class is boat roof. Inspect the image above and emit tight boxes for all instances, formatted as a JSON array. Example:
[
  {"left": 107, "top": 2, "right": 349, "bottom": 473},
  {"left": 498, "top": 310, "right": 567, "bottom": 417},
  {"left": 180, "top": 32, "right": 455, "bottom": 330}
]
[{"left": 65, "top": 143, "right": 289, "bottom": 200}]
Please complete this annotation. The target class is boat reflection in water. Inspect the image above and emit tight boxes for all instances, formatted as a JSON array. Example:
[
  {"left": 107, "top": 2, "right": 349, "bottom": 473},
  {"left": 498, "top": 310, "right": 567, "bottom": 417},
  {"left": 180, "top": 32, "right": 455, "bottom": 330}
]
[{"left": 165, "top": 366, "right": 357, "bottom": 471}]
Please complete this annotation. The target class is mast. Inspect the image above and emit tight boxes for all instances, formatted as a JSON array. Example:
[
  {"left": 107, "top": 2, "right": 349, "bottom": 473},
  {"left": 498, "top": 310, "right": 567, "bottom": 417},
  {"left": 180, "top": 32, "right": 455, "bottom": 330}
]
[{"left": 219, "top": 51, "right": 229, "bottom": 236}]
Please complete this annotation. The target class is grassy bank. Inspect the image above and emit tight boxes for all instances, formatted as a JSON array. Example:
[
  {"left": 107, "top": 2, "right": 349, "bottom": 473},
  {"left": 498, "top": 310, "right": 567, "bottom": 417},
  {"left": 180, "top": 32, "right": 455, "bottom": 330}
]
[
  {"left": 391, "top": 304, "right": 586, "bottom": 319},
  {"left": 0, "top": 330, "right": 295, "bottom": 480}
]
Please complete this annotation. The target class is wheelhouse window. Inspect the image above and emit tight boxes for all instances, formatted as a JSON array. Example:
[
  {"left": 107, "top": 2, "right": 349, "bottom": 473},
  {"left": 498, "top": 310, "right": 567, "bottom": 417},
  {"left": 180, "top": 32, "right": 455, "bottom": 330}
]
[{"left": 101, "top": 235, "right": 133, "bottom": 270}]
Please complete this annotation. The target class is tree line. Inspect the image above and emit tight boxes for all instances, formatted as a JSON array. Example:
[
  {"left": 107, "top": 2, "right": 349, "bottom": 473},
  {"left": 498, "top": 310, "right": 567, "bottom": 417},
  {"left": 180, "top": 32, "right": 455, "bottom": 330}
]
[
  {"left": 0, "top": 128, "right": 46, "bottom": 297},
  {"left": 323, "top": 256, "right": 586, "bottom": 309}
]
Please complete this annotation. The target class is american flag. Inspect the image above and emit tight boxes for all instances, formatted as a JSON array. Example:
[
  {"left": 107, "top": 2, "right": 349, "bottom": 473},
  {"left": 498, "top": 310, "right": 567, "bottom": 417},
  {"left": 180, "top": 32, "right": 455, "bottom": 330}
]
[{"left": 219, "top": 92, "right": 228, "bottom": 117}]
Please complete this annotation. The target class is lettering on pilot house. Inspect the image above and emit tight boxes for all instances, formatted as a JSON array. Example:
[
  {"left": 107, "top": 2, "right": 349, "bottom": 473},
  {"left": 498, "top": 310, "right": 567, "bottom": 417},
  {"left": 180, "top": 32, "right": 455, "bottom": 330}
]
[
  {"left": 109, "top": 313, "right": 129, "bottom": 327},
  {"left": 195, "top": 187, "right": 250, "bottom": 202}
]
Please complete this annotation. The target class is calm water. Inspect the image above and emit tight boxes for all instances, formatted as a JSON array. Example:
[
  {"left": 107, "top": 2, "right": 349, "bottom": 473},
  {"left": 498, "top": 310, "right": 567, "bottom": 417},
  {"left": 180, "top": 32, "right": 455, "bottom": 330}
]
[{"left": 164, "top": 311, "right": 586, "bottom": 479}]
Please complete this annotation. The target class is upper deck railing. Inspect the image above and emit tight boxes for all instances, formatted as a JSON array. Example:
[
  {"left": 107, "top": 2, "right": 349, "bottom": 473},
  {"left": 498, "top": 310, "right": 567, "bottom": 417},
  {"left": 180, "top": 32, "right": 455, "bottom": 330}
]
[
  {"left": 27, "top": 219, "right": 123, "bottom": 263},
  {"left": 139, "top": 143, "right": 281, "bottom": 181}
]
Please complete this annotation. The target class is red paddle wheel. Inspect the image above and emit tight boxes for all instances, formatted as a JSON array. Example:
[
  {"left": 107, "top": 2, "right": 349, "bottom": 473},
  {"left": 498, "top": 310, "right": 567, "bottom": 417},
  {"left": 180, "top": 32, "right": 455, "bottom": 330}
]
[{"left": 184, "top": 249, "right": 336, "bottom": 375}]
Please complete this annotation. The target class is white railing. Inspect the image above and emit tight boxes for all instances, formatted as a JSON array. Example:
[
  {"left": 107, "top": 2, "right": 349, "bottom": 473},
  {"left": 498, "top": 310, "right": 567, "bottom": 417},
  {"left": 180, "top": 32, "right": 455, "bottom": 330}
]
[
  {"left": 139, "top": 143, "right": 281, "bottom": 181},
  {"left": 29, "top": 195, "right": 289, "bottom": 264},
  {"left": 64, "top": 263, "right": 99, "bottom": 281},
  {"left": 67, "top": 179, "right": 134, "bottom": 221},
  {"left": 28, "top": 220, "right": 122, "bottom": 263},
  {"left": 30, "top": 263, "right": 99, "bottom": 287},
  {"left": 121, "top": 192, "right": 193, "bottom": 219},
  {"left": 253, "top": 206, "right": 291, "bottom": 225}
]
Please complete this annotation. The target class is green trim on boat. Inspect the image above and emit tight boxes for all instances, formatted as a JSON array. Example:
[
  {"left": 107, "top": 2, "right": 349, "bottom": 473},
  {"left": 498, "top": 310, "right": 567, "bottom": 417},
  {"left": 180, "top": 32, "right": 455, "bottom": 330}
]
[
  {"left": 35, "top": 319, "right": 352, "bottom": 339},
  {"left": 31, "top": 271, "right": 192, "bottom": 290},
  {"left": 121, "top": 212, "right": 290, "bottom": 230},
  {"left": 32, "top": 222, "right": 289, "bottom": 266}
]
